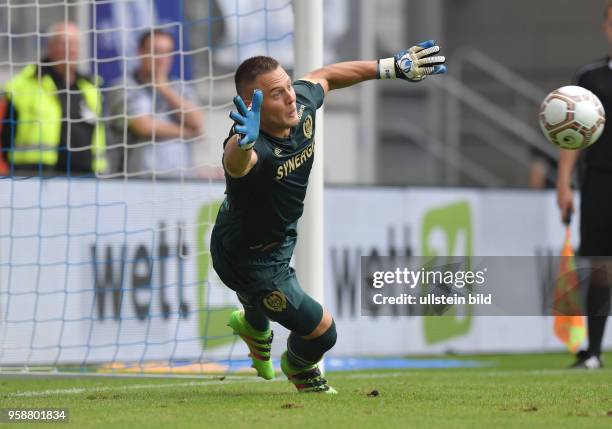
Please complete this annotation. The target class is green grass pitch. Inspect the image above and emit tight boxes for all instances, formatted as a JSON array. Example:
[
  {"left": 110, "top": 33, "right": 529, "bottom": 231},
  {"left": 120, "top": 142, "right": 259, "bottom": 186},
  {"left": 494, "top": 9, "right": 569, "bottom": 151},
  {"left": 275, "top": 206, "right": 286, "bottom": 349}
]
[{"left": 1, "top": 352, "right": 610, "bottom": 428}]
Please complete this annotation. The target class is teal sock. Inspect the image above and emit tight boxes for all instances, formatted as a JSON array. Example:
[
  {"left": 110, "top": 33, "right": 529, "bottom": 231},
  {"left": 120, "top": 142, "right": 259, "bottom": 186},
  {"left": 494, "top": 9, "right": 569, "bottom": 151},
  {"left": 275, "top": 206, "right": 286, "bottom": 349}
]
[{"left": 287, "top": 320, "right": 337, "bottom": 368}]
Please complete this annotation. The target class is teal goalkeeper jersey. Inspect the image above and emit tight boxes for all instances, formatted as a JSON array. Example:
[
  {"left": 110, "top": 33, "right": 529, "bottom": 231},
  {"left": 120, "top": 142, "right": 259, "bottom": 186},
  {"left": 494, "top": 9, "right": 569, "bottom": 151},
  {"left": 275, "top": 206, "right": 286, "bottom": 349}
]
[{"left": 214, "top": 80, "right": 325, "bottom": 255}]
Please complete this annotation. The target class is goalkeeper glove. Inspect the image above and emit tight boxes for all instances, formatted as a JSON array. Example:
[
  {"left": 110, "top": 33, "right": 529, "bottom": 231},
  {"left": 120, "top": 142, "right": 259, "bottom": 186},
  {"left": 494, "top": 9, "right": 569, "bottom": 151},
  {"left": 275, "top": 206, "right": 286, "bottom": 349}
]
[
  {"left": 229, "top": 89, "right": 263, "bottom": 150},
  {"left": 378, "top": 40, "right": 447, "bottom": 82}
]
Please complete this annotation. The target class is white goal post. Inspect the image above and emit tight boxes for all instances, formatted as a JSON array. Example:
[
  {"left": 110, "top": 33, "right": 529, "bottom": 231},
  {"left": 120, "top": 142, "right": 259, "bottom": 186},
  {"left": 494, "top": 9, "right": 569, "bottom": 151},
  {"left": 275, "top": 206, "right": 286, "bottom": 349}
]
[{"left": 293, "top": 0, "right": 324, "bottom": 307}]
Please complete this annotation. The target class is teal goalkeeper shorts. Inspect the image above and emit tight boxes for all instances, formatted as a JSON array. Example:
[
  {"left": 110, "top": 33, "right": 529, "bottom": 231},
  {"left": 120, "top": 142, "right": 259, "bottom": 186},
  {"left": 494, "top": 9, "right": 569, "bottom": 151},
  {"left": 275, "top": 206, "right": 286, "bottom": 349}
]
[
  {"left": 210, "top": 230, "right": 324, "bottom": 335},
  {"left": 210, "top": 229, "right": 306, "bottom": 312}
]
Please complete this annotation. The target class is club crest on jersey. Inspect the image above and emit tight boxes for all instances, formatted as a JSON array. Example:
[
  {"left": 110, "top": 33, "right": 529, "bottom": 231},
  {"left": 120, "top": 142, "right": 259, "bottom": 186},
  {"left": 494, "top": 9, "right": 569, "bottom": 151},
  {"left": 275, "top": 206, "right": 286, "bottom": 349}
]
[
  {"left": 274, "top": 147, "right": 283, "bottom": 157},
  {"left": 263, "top": 291, "right": 287, "bottom": 312},
  {"left": 303, "top": 114, "right": 313, "bottom": 139}
]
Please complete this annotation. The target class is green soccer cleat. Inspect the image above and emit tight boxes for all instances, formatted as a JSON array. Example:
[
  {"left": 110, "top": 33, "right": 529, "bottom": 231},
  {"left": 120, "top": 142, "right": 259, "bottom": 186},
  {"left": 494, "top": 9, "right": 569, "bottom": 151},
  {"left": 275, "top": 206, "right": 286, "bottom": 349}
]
[
  {"left": 227, "top": 310, "right": 275, "bottom": 380},
  {"left": 280, "top": 352, "right": 337, "bottom": 394}
]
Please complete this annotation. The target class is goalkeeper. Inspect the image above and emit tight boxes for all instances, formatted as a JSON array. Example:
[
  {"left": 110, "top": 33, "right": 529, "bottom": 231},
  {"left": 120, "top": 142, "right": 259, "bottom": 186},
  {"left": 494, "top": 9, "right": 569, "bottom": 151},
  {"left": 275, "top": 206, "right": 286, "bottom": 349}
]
[{"left": 211, "top": 42, "right": 446, "bottom": 393}]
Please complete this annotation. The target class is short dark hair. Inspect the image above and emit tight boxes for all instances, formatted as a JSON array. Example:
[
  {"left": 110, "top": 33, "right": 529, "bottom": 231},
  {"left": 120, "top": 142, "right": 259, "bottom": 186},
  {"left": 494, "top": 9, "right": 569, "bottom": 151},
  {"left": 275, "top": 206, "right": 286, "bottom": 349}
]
[
  {"left": 137, "top": 29, "right": 174, "bottom": 50},
  {"left": 234, "top": 56, "right": 279, "bottom": 97}
]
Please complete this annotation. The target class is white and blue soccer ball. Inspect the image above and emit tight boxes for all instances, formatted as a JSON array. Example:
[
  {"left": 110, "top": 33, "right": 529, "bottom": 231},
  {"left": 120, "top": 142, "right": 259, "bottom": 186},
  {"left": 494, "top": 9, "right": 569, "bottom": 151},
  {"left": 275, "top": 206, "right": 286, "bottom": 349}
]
[{"left": 539, "top": 85, "right": 605, "bottom": 150}]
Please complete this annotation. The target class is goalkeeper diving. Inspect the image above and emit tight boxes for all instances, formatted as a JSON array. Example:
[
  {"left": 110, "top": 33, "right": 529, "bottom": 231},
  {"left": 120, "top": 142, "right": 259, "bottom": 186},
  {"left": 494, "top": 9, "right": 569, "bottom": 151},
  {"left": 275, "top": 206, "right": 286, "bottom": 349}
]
[{"left": 211, "top": 41, "right": 447, "bottom": 393}]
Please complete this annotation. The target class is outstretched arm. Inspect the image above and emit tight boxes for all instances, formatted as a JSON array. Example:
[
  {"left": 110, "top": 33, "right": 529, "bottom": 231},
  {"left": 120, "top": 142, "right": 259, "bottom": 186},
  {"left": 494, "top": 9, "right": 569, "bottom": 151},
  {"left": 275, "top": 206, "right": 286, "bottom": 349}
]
[
  {"left": 303, "top": 40, "right": 447, "bottom": 95},
  {"left": 223, "top": 90, "right": 263, "bottom": 178},
  {"left": 303, "top": 61, "right": 377, "bottom": 94}
]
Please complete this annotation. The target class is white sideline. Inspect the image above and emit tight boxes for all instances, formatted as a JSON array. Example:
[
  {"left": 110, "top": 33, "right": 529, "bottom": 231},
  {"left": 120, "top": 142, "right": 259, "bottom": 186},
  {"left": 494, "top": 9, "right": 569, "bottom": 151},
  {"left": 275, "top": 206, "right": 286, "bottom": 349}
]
[{"left": 10, "top": 377, "right": 276, "bottom": 398}]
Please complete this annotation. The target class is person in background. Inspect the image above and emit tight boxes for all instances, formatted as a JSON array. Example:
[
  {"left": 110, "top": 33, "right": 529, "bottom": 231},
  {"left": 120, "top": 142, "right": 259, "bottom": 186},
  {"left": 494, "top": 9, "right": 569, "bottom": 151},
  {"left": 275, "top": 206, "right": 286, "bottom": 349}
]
[
  {"left": 0, "top": 21, "right": 107, "bottom": 176},
  {"left": 556, "top": 0, "right": 612, "bottom": 369},
  {"left": 108, "top": 29, "right": 203, "bottom": 176}
]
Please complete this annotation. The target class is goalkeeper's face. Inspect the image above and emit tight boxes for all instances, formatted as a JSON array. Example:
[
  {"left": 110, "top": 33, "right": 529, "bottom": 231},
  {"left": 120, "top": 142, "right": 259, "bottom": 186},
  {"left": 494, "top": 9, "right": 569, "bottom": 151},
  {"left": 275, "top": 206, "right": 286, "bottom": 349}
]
[{"left": 253, "top": 66, "right": 299, "bottom": 132}]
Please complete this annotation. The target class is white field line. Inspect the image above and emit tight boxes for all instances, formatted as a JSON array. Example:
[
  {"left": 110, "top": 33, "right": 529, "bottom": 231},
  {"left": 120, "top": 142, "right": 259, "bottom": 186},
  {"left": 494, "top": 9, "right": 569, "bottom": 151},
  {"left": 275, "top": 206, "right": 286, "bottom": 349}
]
[
  {"left": 9, "top": 368, "right": 611, "bottom": 398},
  {"left": 9, "top": 372, "right": 407, "bottom": 398},
  {"left": 10, "top": 378, "right": 277, "bottom": 398}
]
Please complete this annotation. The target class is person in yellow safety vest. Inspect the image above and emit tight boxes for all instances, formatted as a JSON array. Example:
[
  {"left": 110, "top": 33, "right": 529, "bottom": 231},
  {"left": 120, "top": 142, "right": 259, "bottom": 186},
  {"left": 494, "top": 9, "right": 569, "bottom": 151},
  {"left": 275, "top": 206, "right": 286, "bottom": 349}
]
[{"left": 0, "top": 21, "right": 106, "bottom": 175}]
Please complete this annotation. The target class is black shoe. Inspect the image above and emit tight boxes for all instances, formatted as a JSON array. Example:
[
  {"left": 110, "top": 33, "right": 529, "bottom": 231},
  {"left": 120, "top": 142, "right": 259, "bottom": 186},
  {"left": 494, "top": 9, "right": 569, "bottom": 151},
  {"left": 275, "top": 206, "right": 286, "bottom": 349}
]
[{"left": 569, "top": 350, "right": 603, "bottom": 369}]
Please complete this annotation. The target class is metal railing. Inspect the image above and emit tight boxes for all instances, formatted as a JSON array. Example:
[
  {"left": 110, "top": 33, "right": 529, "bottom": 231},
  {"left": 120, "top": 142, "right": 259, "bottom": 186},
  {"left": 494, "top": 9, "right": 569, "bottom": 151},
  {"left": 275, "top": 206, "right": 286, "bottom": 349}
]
[{"left": 395, "top": 47, "right": 556, "bottom": 187}]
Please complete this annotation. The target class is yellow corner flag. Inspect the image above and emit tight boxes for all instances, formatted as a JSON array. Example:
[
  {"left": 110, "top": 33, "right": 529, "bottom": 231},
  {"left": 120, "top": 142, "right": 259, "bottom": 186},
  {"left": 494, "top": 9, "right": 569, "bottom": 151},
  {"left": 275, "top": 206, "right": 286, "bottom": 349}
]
[{"left": 552, "top": 222, "right": 586, "bottom": 353}]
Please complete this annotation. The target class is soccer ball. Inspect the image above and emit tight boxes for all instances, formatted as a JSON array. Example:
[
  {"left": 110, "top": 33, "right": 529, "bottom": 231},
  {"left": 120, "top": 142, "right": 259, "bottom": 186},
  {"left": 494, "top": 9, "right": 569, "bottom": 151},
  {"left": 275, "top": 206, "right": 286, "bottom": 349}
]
[{"left": 538, "top": 85, "right": 605, "bottom": 150}]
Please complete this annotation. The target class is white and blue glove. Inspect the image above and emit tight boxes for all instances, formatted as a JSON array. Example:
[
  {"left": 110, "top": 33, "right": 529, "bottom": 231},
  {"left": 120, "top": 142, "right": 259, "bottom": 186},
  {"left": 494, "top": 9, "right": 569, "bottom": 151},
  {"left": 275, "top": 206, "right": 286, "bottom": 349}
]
[
  {"left": 229, "top": 89, "right": 263, "bottom": 151},
  {"left": 378, "top": 40, "right": 447, "bottom": 82}
]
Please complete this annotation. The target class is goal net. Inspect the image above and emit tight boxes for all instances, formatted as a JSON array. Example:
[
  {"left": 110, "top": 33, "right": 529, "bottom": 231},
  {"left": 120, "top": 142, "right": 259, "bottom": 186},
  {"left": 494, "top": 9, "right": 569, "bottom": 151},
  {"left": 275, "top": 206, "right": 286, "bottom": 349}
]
[{"left": 0, "top": 0, "right": 297, "bottom": 376}]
